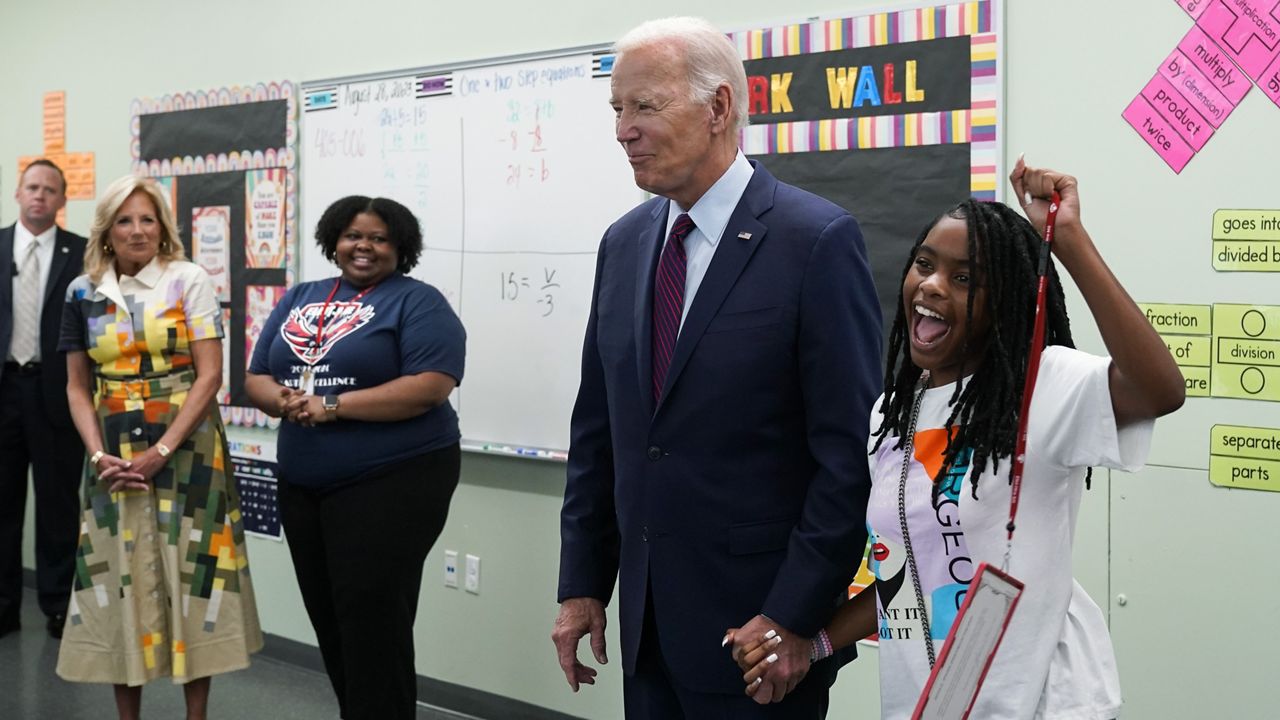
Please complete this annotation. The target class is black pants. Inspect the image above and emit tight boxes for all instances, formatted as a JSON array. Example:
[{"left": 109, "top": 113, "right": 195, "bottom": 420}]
[
  {"left": 623, "top": 583, "right": 832, "bottom": 720},
  {"left": 0, "top": 369, "right": 83, "bottom": 621},
  {"left": 279, "top": 444, "right": 460, "bottom": 720}
]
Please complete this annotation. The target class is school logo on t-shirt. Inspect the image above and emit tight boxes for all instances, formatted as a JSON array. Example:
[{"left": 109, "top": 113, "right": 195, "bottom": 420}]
[{"left": 281, "top": 301, "right": 376, "bottom": 365}]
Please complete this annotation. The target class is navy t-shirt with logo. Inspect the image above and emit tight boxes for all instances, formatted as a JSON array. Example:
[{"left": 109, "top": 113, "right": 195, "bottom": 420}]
[{"left": 248, "top": 272, "right": 465, "bottom": 487}]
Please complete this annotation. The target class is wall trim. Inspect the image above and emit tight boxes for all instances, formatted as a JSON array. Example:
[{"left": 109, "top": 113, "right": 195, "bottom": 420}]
[{"left": 260, "top": 632, "right": 586, "bottom": 720}]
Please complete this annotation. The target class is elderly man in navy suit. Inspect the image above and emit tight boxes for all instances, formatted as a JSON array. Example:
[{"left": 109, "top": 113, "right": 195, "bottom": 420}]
[
  {"left": 0, "top": 159, "right": 86, "bottom": 639},
  {"left": 552, "top": 17, "right": 881, "bottom": 718}
]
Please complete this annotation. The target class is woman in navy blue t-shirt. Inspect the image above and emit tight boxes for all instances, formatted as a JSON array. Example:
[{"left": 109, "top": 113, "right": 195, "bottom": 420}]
[{"left": 245, "top": 196, "right": 464, "bottom": 720}]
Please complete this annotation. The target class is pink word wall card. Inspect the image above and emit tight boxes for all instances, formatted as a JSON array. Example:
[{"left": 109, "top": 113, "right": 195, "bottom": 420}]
[{"left": 1124, "top": 0, "right": 1279, "bottom": 173}]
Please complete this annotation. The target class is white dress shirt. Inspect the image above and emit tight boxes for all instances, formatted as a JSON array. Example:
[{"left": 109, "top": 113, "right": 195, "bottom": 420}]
[
  {"left": 663, "top": 151, "right": 754, "bottom": 330},
  {"left": 10, "top": 222, "right": 58, "bottom": 362}
]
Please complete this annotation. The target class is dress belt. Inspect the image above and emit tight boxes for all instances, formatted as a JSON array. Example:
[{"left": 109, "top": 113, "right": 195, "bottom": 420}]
[{"left": 96, "top": 369, "right": 197, "bottom": 399}]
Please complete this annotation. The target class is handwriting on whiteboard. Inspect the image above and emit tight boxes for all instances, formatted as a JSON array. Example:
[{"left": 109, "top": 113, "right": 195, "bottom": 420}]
[
  {"left": 341, "top": 79, "right": 415, "bottom": 116},
  {"left": 500, "top": 100, "right": 555, "bottom": 187},
  {"left": 500, "top": 268, "right": 562, "bottom": 317},
  {"left": 457, "top": 63, "right": 587, "bottom": 97}
]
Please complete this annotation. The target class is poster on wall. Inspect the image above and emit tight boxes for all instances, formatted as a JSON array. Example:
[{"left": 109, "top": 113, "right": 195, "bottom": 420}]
[
  {"left": 17, "top": 90, "right": 96, "bottom": 228},
  {"left": 726, "top": 0, "right": 1001, "bottom": 641},
  {"left": 228, "top": 439, "right": 281, "bottom": 540},
  {"left": 732, "top": 0, "right": 1000, "bottom": 339},
  {"left": 246, "top": 168, "right": 287, "bottom": 268},
  {"left": 192, "top": 205, "right": 231, "bottom": 302},
  {"left": 131, "top": 82, "right": 298, "bottom": 428},
  {"left": 245, "top": 285, "right": 287, "bottom": 370}
]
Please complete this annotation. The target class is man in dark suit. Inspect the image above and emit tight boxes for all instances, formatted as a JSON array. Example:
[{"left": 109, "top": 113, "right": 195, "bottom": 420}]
[
  {"left": 552, "top": 17, "right": 882, "bottom": 718},
  {"left": 0, "top": 159, "right": 87, "bottom": 639}
]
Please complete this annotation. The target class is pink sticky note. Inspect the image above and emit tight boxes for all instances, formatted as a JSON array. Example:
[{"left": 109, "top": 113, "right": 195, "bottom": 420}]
[
  {"left": 1123, "top": 95, "right": 1197, "bottom": 173},
  {"left": 1262, "top": 48, "right": 1280, "bottom": 105},
  {"left": 1196, "top": 0, "right": 1280, "bottom": 81},
  {"left": 1177, "top": 0, "right": 1211, "bottom": 19},
  {"left": 1159, "top": 48, "right": 1239, "bottom": 126},
  {"left": 1177, "top": 24, "right": 1253, "bottom": 103},
  {"left": 1141, "top": 74, "right": 1217, "bottom": 149}
]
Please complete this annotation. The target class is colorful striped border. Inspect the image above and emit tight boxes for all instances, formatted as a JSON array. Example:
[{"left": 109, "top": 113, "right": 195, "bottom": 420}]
[
  {"left": 741, "top": 110, "right": 974, "bottom": 153},
  {"left": 731, "top": 1, "right": 999, "bottom": 201},
  {"left": 730, "top": 0, "right": 993, "bottom": 58}
]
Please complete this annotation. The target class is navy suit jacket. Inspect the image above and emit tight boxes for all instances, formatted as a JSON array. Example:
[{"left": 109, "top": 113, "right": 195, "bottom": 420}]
[
  {"left": 558, "top": 162, "right": 882, "bottom": 693},
  {"left": 0, "top": 223, "right": 87, "bottom": 428}
]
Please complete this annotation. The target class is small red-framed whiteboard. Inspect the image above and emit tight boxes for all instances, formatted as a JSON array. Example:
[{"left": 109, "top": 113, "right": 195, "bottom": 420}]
[{"left": 911, "top": 562, "right": 1025, "bottom": 720}]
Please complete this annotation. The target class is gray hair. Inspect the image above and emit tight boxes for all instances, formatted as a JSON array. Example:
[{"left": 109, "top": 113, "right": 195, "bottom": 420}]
[{"left": 615, "top": 17, "right": 749, "bottom": 132}]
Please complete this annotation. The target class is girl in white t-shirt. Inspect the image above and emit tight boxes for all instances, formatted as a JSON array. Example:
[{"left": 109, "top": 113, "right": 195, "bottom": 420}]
[{"left": 733, "top": 160, "right": 1184, "bottom": 718}]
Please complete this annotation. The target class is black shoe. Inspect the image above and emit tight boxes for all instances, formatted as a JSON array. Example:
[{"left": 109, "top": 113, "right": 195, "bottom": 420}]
[
  {"left": 0, "top": 614, "right": 18, "bottom": 639},
  {"left": 46, "top": 612, "right": 66, "bottom": 639}
]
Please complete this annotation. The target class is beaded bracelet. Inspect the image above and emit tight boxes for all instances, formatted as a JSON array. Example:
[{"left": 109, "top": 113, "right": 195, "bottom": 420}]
[{"left": 810, "top": 628, "right": 834, "bottom": 662}]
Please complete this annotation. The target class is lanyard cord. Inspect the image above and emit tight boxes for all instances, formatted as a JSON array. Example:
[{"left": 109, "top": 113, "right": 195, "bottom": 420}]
[
  {"left": 897, "top": 377, "right": 936, "bottom": 667},
  {"left": 311, "top": 278, "right": 377, "bottom": 348},
  {"left": 1005, "top": 190, "right": 1061, "bottom": 567}
]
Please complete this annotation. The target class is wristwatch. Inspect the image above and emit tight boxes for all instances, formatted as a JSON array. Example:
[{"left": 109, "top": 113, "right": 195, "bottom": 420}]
[
  {"left": 156, "top": 443, "right": 171, "bottom": 458},
  {"left": 322, "top": 394, "right": 340, "bottom": 416}
]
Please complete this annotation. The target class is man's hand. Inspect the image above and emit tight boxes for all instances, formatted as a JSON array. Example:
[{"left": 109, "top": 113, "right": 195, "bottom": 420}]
[
  {"left": 552, "top": 597, "right": 608, "bottom": 691},
  {"left": 728, "top": 615, "right": 810, "bottom": 704}
]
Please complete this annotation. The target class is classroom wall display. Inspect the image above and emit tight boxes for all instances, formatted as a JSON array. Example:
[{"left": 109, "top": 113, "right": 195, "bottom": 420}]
[
  {"left": 1123, "top": 0, "right": 1280, "bottom": 172},
  {"left": 17, "top": 90, "right": 96, "bottom": 229},
  {"left": 130, "top": 82, "right": 299, "bottom": 428},
  {"left": 299, "top": 0, "right": 999, "bottom": 457},
  {"left": 734, "top": 0, "right": 1000, "bottom": 355},
  {"left": 228, "top": 438, "right": 282, "bottom": 540}
]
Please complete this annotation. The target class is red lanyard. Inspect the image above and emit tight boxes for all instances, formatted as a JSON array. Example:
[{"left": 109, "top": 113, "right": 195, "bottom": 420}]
[
  {"left": 1007, "top": 191, "right": 1061, "bottom": 545},
  {"left": 311, "top": 278, "right": 377, "bottom": 348}
]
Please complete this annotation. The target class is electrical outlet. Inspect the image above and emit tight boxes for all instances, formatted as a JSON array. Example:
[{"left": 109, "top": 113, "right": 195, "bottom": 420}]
[
  {"left": 464, "top": 554, "right": 480, "bottom": 594},
  {"left": 444, "top": 550, "right": 458, "bottom": 588}
]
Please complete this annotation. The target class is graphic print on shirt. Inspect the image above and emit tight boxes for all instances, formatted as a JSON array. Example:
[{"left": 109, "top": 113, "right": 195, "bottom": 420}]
[
  {"left": 280, "top": 300, "right": 376, "bottom": 365},
  {"left": 872, "top": 427, "right": 974, "bottom": 644}
]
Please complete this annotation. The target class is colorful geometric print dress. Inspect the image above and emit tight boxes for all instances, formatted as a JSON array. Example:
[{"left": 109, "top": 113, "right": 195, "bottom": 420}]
[{"left": 55, "top": 259, "right": 262, "bottom": 686}]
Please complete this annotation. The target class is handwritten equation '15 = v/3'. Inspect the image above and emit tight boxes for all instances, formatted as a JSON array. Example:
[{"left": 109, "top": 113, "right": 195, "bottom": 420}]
[{"left": 500, "top": 268, "right": 561, "bottom": 316}]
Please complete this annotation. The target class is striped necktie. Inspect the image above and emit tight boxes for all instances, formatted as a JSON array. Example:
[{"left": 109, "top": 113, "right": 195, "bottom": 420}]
[
  {"left": 10, "top": 240, "right": 41, "bottom": 364},
  {"left": 651, "top": 213, "right": 695, "bottom": 404}
]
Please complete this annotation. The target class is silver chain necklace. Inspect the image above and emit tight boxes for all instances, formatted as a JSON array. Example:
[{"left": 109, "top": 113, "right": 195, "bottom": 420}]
[{"left": 896, "top": 376, "right": 936, "bottom": 667}]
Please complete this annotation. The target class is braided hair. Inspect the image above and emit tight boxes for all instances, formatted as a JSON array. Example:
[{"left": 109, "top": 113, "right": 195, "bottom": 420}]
[{"left": 871, "top": 199, "right": 1087, "bottom": 498}]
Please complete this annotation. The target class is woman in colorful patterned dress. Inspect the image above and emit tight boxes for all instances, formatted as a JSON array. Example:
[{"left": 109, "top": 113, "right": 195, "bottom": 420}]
[{"left": 56, "top": 175, "right": 262, "bottom": 720}]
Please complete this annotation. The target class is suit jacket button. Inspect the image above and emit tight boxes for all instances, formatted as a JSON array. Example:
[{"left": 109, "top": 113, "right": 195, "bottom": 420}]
[
  {"left": 646, "top": 446, "right": 662, "bottom": 461},
  {"left": 641, "top": 526, "right": 648, "bottom": 542}
]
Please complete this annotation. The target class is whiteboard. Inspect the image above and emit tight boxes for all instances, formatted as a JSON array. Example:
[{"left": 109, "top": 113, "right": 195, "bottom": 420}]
[{"left": 300, "top": 49, "right": 646, "bottom": 456}]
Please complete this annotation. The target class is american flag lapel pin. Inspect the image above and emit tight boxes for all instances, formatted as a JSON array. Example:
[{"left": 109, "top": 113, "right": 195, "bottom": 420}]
[{"left": 737, "top": 231, "right": 752, "bottom": 240}]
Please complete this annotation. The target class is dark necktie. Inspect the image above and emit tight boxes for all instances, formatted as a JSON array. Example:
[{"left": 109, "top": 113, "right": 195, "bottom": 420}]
[{"left": 652, "top": 213, "right": 695, "bottom": 403}]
